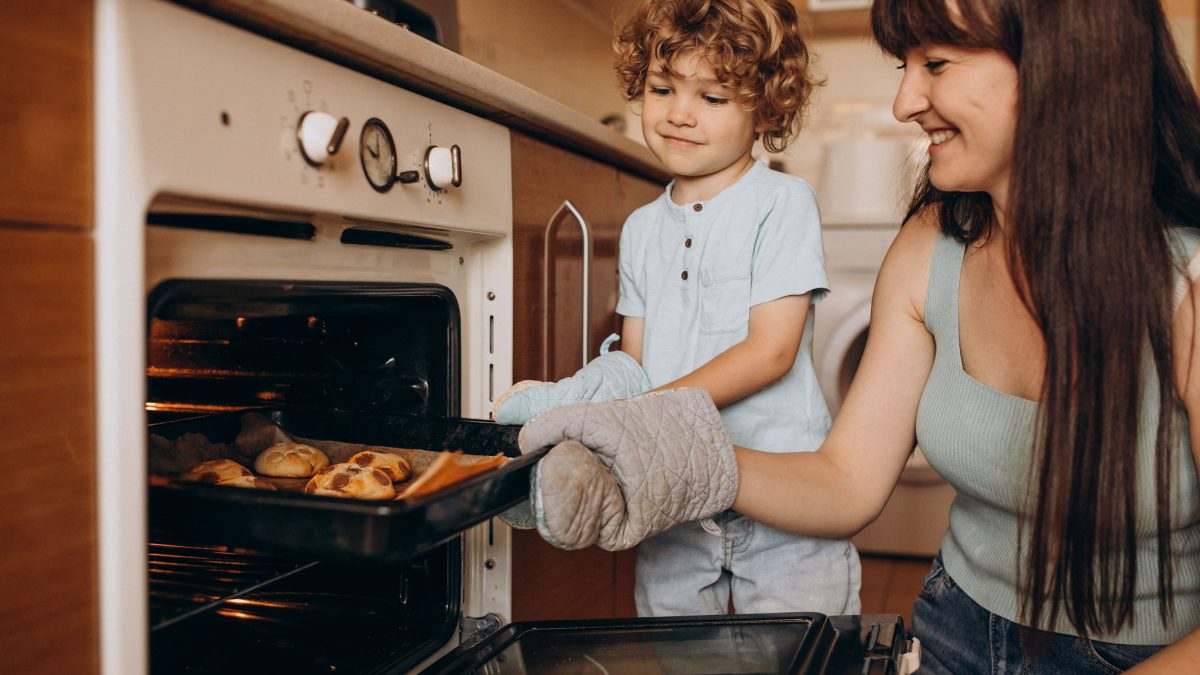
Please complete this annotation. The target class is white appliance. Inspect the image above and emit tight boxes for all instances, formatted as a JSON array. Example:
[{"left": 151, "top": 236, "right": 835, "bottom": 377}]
[
  {"left": 96, "top": 1, "right": 513, "bottom": 672},
  {"left": 813, "top": 136, "right": 955, "bottom": 558}
]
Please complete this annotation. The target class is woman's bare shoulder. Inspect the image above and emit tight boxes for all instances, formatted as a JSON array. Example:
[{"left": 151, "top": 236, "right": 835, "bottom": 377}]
[
  {"left": 873, "top": 208, "right": 942, "bottom": 323},
  {"left": 892, "top": 207, "right": 942, "bottom": 255}
]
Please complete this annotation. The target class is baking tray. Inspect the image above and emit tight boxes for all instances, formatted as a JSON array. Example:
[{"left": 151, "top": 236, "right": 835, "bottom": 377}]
[{"left": 147, "top": 408, "right": 538, "bottom": 564}]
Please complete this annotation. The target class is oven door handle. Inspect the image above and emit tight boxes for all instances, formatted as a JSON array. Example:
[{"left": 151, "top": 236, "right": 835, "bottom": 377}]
[{"left": 542, "top": 200, "right": 591, "bottom": 378}]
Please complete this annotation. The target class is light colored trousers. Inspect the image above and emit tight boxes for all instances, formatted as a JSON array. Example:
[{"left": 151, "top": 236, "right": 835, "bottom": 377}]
[{"left": 635, "top": 509, "right": 862, "bottom": 617}]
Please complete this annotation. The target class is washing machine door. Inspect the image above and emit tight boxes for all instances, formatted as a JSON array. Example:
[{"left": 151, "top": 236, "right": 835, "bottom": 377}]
[
  {"left": 814, "top": 275, "right": 954, "bottom": 556},
  {"left": 812, "top": 274, "right": 940, "bottom": 487},
  {"left": 814, "top": 290, "right": 871, "bottom": 419}
]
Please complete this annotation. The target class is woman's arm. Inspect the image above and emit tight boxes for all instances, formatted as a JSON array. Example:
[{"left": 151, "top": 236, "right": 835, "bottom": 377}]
[
  {"left": 731, "top": 216, "right": 941, "bottom": 538},
  {"left": 1128, "top": 628, "right": 1200, "bottom": 672},
  {"left": 1171, "top": 266, "right": 1200, "bottom": 477}
]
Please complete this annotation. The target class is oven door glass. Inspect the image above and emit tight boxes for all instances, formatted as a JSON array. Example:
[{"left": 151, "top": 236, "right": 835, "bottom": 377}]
[{"left": 419, "top": 613, "right": 912, "bottom": 675}]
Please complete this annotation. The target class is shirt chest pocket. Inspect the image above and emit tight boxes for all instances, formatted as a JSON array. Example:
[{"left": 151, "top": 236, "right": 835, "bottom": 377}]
[{"left": 699, "top": 266, "right": 751, "bottom": 334}]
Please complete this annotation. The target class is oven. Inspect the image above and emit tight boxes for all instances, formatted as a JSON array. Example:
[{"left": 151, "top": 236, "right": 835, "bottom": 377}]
[
  {"left": 95, "top": 1, "right": 920, "bottom": 672},
  {"left": 98, "top": 0, "right": 514, "bottom": 671}
]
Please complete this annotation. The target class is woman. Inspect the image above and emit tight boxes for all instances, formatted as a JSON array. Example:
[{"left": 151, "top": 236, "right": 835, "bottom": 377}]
[{"left": 517, "top": 0, "right": 1200, "bottom": 671}]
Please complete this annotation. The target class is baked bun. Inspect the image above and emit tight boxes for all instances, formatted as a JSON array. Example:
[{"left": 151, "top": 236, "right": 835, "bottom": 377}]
[
  {"left": 215, "top": 475, "right": 277, "bottom": 491},
  {"left": 254, "top": 442, "right": 330, "bottom": 478},
  {"left": 304, "top": 463, "right": 395, "bottom": 500},
  {"left": 182, "top": 459, "right": 253, "bottom": 484},
  {"left": 347, "top": 451, "right": 412, "bottom": 483}
]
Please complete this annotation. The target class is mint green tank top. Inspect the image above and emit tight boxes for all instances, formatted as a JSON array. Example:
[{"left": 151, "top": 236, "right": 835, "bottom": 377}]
[{"left": 916, "top": 231, "right": 1200, "bottom": 644}]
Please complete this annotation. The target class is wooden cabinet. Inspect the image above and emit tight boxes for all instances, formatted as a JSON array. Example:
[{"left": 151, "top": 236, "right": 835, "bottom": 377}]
[
  {"left": 0, "top": 2, "right": 99, "bottom": 674},
  {"left": 0, "top": 0, "right": 93, "bottom": 229},
  {"left": 796, "top": 1, "right": 871, "bottom": 37},
  {"left": 0, "top": 231, "right": 97, "bottom": 674},
  {"left": 509, "top": 132, "right": 661, "bottom": 621}
]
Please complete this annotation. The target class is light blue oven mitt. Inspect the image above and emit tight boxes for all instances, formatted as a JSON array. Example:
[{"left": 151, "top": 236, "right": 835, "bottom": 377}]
[
  {"left": 490, "top": 333, "right": 651, "bottom": 426},
  {"left": 516, "top": 388, "right": 738, "bottom": 551},
  {"left": 495, "top": 334, "right": 651, "bottom": 530}
]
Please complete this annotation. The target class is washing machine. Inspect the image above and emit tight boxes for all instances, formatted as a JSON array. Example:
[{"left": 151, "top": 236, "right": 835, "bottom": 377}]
[{"left": 812, "top": 136, "right": 955, "bottom": 558}]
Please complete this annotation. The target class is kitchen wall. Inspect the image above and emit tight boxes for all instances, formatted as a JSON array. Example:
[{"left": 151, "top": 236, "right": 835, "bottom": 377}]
[
  {"left": 774, "top": 34, "right": 913, "bottom": 191},
  {"left": 457, "top": 0, "right": 634, "bottom": 129},
  {"left": 1168, "top": 0, "right": 1200, "bottom": 75}
]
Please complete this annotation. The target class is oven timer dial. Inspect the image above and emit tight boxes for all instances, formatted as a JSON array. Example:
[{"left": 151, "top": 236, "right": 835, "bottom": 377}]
[
  {"left": 424, "top": 144, "right": 462, "bottom": 190},
  {"left": 359, "top": 118, "right": 399, "bottom": 192}
]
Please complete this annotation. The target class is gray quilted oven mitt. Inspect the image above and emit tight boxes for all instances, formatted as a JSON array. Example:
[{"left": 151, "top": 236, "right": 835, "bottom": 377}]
[
  {"left": 490, "top": 334, "right": 651, "bottom": 426},
  {"left": 517, "top": 388, "right": 739, "bottom": 551},
  {"left": 495, "top": 335, "right": 651, "bottom": 530}
]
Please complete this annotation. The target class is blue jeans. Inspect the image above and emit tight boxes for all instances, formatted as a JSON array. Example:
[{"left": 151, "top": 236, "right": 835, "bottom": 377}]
[
  {"left": 913, "top": 556, "right": 1165, "bottom": 674},
  {"left": 635, "top": 509, "right": 861, "bottom": 617}
]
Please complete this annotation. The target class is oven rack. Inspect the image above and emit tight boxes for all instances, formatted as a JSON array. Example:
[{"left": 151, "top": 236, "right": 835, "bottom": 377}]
[
  {"left": 148, "top": 537, "right": 462, "bottom": 675},
  {"left": 148, "top": 540, "right": 319, "bottom": 630}
]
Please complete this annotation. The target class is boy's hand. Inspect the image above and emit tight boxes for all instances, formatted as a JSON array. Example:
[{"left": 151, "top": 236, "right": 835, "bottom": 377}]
[
  {"left": 491, "top": 349, "right": 650, "bottom": 425},
  {"left": 518, "top": 388, "right": 738, "bottom": 551}
]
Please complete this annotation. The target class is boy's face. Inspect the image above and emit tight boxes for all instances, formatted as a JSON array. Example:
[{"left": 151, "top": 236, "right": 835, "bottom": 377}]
[{"left": 641, "top": 52, "right": 759, "bottom": 194}]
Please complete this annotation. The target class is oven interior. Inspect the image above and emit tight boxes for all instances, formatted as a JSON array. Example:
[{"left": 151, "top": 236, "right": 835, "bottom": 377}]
[
  {"left": 147, "top": 279, "right": 459, "bottom": 418},
  {"left": 146, "top": 279, "right": 479, "bottom": 674}
]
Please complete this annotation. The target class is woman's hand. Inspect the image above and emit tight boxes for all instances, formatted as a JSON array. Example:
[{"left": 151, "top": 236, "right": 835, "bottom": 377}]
[{"left": 518, "top": 388, "right": 738, "bottom": 551}]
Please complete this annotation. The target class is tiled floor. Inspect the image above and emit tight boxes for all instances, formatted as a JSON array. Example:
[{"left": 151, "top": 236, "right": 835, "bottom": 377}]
[{"left": 859, "top": 554, "right": 933, "bottom": 627}]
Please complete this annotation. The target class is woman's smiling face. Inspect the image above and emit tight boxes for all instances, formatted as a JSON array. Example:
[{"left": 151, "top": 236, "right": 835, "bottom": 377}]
[{"left": 892, "top": 44, "right": 1019, "bottom": 205}]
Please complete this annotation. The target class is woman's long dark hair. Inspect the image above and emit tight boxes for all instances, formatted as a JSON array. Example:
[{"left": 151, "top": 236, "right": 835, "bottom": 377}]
[{"left": 872, "top": 0, "right": 1200, "bottom": 636}]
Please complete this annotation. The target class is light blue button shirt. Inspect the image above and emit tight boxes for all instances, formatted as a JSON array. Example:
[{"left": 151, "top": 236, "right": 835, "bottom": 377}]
[{"left": 617, "top": 160, "right": 832, "bottom": 453}]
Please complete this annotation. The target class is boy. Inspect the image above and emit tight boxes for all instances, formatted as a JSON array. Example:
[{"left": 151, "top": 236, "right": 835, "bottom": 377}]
[{"left": 496, "top": 0, "right": 859, "bottom": 618}]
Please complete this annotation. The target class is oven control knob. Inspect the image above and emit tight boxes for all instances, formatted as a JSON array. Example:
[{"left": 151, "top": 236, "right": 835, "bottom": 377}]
[
  {"left": 296, "top": 111, "right": 350, "bottom": 167},
  {"left": 423, "top": 144, "right": 462, "bottom": 189}
]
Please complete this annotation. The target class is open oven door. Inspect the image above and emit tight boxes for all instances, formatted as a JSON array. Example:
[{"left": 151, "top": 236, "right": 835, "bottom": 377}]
[{"left": 417, "top": 612, "right": 921, "bottom": 675}]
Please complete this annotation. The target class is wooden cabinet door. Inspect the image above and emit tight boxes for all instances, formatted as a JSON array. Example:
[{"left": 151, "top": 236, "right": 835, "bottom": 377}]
[
  {"left": 509, "top": 132, "right": 661, "bottom": 621},
  {"left": 0, "top": 230, "right": 98, "bottom": 674},
  {"left": 0, "top": 2, "right": 99, "bottom": 673},
  {"left": 0, "top": 0, "right": 92, "bottom": 229},
  {"left": 510, "top": 132, "right": 623, "bottom": 620},
  {"left": 512, "top": 133, "right": 622, "bottom": 382}
]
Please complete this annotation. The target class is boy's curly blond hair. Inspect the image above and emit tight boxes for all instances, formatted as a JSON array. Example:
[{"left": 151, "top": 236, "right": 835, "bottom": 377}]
[{"left": 614, "top": 0, "right": 818, "bottom": 153}]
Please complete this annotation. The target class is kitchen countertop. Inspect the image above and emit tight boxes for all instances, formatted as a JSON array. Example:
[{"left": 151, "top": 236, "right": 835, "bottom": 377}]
[{"left": 179, "top": 0, "right": 670, "bottom": 183}]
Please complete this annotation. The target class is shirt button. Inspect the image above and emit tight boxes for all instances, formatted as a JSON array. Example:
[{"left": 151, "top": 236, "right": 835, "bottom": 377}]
[
  {"left": 693, "top": 204, "right": 703, "bottom": 212},
  {"left": 684, "top": 238, "right": 692, "bottom": 248},
  {"left": 681, "top": 271, "right": 689, "bottom": 280}
]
